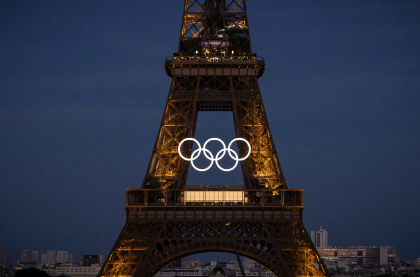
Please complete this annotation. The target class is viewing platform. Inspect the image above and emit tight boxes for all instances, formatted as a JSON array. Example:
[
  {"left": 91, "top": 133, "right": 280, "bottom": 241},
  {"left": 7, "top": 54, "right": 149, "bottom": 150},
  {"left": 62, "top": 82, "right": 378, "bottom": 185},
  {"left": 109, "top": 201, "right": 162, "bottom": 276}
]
[
  {"left": 125, "top": 187, "right": 304, "bottom": 222},
  {"left": 164, "top": 54, "right": 266, "bottom": 77},
  {"left": 126, "top": 186, "right": 303, "bottom": 207}
]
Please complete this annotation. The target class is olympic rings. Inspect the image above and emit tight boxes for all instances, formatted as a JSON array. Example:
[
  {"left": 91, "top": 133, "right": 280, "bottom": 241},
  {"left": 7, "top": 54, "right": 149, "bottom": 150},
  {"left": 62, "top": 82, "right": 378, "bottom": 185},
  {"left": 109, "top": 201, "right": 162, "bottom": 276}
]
[{"left": 177, "top": 138, "right": 252, "bottom": 172}]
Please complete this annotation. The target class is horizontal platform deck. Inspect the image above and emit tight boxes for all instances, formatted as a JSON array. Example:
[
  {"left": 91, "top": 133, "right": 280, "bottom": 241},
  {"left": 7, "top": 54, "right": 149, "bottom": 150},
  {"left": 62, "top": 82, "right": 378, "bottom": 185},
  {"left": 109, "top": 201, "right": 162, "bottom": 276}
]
[{"left": 125, "top": 188, "right": 304, "bottom": 209}]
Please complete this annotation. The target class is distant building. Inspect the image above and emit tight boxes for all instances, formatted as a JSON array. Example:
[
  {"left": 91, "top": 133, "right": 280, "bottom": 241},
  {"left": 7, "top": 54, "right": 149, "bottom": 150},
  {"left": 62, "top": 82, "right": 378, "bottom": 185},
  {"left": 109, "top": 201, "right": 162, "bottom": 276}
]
[
  {"left": 413, "top": 258, "right": 420, "bottom": 266},
  {"left": 57, "top": 251, "right": 68, "bottom": 264},
  {"left": 19, "top": 250, "right": 37, "bottom": 268},
  {"left": 0, "top": 249, "right": 10, "bottom": 265},
  {"left": 40, "top": 264, "right": 101, "bottom": 276},
  {"left": 47, "top": 250, "right": 56, "bottom": 264},
  {"left": 21, "top": 250, "right": 33, "bottom": 262},
  {"left": 181, "top": 259, "right": 201, "bottom": 268},
  {"left": 67, "top": 253, "right": 75, "bottom": 264},
  {"left": 82, "top": 255, "right": 102, "bottom": 266},
  {"left": 317, "top": 246, "right": 397, "bottom": 268},
  {"left": 311, "top": 226, "right": 328, "bottom": 247},
  {"left": 32, "top": 251, "right": 39, "bottom": 265},
  {"left": 41, "top": 253, "right": 47, "bottom": 265}
]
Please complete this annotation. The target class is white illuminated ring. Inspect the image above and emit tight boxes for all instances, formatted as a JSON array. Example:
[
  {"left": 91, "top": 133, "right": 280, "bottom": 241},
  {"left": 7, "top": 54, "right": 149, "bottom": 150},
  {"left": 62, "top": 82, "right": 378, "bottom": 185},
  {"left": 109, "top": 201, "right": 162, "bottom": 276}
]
[{"left": 178, "top": 138, "right": 252, "bottom": 172}]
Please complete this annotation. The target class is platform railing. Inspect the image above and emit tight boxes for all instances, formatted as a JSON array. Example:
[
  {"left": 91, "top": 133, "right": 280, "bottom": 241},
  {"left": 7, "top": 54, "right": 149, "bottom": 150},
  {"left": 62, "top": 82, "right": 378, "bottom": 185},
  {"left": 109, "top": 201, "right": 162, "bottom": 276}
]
[
  {"left": 125, "top": 188, "right": 303, "bottom": 207},
  {"left": 165, "top": 54, "right": 264, "bottom": 62}
]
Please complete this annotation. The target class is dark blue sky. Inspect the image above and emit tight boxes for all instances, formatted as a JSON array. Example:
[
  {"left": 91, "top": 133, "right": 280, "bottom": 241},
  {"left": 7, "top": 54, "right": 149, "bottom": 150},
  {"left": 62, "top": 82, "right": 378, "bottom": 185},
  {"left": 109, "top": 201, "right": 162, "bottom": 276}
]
[{"left": 1, "top": 1, "right": 419, "bottom": 264}]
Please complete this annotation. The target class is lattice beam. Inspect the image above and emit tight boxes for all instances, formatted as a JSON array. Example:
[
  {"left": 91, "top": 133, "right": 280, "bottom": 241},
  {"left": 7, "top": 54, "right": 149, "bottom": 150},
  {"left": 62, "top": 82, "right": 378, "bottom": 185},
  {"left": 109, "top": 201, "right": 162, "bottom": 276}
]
[
  {"left": 100, "top": 1, "right": 330, "bottom": 277},
  {"left": 99, "top": 216, "right": 327, "bottom": 277},
  {"left": 178, "top": 0, "right": 252, "bottom": 56}
]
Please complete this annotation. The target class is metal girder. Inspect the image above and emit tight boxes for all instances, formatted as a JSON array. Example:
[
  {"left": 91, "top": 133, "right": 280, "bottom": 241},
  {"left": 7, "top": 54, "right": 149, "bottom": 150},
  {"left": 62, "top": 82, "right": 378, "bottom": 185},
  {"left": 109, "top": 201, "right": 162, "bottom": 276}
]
[
  {"left": 99, "top": 202, "right": 328, "bottom": 277},
  {"left": 142, "top": 75, "right": 286, "bottom": 190},
  {"left": 178, "top": 0, "right": 252, "bottom": 56},
  {"left": 99, "top": 1, "right": 330, "bottom": 277}
]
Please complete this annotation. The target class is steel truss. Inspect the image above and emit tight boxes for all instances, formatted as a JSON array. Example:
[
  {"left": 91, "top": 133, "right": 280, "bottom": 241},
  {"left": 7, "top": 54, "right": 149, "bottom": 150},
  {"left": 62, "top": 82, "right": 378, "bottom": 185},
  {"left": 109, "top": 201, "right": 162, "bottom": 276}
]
[
  {"left": 102, "top": 220, "right": 324, "bottom": 277},
  {"left": 99, "top": 1, "right": 329, "bottom": 277},
  {"left": 100, "top": 188, "right": 327, "bottom": 277},
  {"left": 142, "top": 75, "right": 287, "bottom": 190}
]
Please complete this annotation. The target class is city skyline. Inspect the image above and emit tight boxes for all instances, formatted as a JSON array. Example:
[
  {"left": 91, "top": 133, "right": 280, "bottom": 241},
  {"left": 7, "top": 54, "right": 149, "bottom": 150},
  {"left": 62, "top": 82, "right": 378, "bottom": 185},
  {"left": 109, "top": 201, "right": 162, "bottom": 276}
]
[
  {"left": 0, "top": 226, "right": 409, "bottom": 266},
  {"left": 1, "top": 0, "right": 419, "bottom": 266},
  {"left": 2, "top": 255, "right": 419, "bottom": 277}
]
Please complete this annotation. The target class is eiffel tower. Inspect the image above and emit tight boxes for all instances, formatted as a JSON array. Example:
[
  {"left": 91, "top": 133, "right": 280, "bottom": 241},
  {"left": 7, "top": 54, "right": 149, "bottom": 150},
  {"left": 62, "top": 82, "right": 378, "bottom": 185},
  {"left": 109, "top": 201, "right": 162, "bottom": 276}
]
[{"left": 99, "top": 1, "right": 329, "bottom": 277}]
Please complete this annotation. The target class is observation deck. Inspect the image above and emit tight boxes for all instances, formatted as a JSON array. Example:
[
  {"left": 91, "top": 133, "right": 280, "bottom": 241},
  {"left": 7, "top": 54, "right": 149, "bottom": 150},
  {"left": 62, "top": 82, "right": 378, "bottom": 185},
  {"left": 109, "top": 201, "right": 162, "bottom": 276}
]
[
  {"left": 125, "top": 186, "right": 304, "bottom": 222},
  {"left": 164, "top": 54, "right": 266, "bottom": 78}
]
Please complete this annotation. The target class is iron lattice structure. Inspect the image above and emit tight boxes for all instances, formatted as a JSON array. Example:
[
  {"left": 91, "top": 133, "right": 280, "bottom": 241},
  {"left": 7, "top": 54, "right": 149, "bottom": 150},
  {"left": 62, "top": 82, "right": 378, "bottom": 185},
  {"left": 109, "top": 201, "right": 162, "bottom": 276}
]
[{"left": 99, "top": 1, "right": 329, "bottom": 277}]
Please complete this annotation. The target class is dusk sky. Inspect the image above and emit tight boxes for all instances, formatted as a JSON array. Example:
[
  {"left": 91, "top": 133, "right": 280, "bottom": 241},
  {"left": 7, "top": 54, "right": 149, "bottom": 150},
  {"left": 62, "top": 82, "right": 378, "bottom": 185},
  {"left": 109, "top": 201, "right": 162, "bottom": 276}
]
[{"left": 1, "top": 1, "right": 419, "bottom": 264}]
